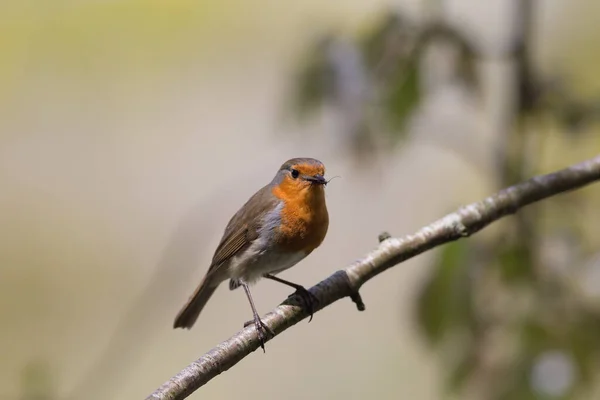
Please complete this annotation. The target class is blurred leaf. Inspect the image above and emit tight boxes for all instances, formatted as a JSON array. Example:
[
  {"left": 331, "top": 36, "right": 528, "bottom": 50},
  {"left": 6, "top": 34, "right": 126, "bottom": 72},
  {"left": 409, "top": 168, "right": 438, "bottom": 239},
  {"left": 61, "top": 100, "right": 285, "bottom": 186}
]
[
  {"left": 521, "top": 320, "right": 552, "bottom": 354},
  {"left": 420, "top": 22, "right": 479, "bottom": 90},
  {"left": 492, "top": 360, "right": 538, "bottom": 400},
  {"left": 556, "top": 97, "right": 600, "bottom": 134},
  {"left": 381, "top": 58, "right": 421, "bottom": 134},
  {"left": 519, "top": 312, "right": 600, "bottom": 396},
  {"left": 446, "top": 344, "right": 477, "bottom": 393},
  {"left": 567, "top": 310, "right": 600, "bottom": 383},
  {"left": 357, "top": 10, "right": 421, "bottom": 136},
  {"left": 359, "top": 11, "right": 410, "bottom": 72},
  {"left": 497, "top": 241, "right": 534, "bottom": 283},
  {"left": 289, "top": 36, "right": 335, "bottom": 120},
  {"left": 416, "top": 240, "right": 474, "bottom": 345},
  {"left": 456, "top": 36, "right": 479, "bottom": 90}
]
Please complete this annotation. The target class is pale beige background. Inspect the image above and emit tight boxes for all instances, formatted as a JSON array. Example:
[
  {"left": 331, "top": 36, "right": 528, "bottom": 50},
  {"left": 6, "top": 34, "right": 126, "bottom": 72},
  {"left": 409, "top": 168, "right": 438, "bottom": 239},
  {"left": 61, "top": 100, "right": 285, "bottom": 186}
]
[{"left": 1, "top": 1, "right": 599, "bottom": 399}]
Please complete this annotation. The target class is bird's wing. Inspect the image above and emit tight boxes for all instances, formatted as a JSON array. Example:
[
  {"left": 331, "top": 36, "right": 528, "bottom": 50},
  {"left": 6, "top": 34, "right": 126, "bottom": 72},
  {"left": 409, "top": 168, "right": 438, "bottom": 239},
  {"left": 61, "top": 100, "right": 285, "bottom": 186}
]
[{"left": 206, "top": 184, "right": 279, "bottom": 276}]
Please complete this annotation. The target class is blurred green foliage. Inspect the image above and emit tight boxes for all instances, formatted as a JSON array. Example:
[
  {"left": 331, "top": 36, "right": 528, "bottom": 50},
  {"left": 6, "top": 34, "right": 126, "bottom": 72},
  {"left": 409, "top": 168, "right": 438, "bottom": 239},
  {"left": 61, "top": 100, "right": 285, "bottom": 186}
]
[
  {"left": 497, "top": 241, "right": 534, "bottom": 283},
  {"left": 382, "top": 57, "right": 421, "bottom": 134},
  {"left": 289, "top": 4, "right": 600, "bottom": 399},
  {"left": 289, "top": 13, "right": 426, "bottom": 151},
  {"left": 416, "top": 241, "right": 474, "bottom": 345},
  {"left": 290, "top": 37, "right": 336, "bottom": 120},
  {"left": 360, "top": 13, "right": 421, "bottom": 133},
  {"left": 289, "top": 12, "right": 481, "bottom": 151}
]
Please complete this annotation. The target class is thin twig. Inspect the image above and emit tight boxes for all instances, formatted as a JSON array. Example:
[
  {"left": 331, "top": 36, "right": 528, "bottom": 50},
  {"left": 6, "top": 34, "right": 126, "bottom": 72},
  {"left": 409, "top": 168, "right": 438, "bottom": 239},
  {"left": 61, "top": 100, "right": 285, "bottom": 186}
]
[{"left": 147, "top": 155, "right": 600, "bottom": 400}]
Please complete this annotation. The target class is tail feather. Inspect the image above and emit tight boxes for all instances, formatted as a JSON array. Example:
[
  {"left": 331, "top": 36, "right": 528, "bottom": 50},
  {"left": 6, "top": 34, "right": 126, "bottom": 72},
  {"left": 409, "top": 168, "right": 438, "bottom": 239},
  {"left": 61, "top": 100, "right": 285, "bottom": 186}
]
[{"left": 173, "top": 275, "right": 219, "bottom": 329}]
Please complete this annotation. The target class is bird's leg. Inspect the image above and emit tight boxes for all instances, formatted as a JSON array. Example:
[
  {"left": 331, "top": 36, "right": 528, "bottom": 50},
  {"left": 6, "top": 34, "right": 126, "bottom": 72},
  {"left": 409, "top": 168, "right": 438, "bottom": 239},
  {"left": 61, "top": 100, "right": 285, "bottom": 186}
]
[
  {"left": 263, "top": 274, "right": 318, "bottom": 323},
  {"left": 241, "top": 282, "right": 274, "bottom": 352}
]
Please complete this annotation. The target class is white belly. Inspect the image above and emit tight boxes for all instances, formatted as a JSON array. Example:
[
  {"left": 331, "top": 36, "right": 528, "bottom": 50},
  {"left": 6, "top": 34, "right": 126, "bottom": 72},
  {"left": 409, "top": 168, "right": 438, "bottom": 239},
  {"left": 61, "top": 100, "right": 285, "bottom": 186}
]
[{"left": 227, "top": 237, "right": 308, "bottom": 285}]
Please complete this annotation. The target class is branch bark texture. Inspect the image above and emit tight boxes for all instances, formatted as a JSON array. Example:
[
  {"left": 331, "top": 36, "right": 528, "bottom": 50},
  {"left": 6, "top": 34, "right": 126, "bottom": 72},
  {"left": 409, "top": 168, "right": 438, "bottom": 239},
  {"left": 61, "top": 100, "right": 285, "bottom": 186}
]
[{"left": 147, "top": 155, "right": 600, "bottom": 400}]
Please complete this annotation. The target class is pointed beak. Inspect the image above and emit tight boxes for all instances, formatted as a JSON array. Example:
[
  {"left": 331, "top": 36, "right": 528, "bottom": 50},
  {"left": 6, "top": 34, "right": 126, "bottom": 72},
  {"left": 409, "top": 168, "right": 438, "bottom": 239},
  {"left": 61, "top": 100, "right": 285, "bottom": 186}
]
[{"left": 305, "top": 174, "right": 327, "bottom": 185}]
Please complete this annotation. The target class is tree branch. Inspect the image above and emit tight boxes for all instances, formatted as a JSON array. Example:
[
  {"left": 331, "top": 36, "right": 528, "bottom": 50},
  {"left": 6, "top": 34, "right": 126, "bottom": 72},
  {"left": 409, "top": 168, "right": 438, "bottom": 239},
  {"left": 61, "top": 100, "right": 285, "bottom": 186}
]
[{"left": 147, "top": 155, "right": 600, "bottom": 400}]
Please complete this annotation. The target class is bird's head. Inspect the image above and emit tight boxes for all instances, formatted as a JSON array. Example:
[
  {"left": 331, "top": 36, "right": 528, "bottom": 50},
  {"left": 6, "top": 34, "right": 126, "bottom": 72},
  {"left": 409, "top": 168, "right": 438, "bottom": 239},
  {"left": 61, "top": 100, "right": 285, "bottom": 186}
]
[{"left": 272, "top": 158, "right": 328, "bottom": 197}]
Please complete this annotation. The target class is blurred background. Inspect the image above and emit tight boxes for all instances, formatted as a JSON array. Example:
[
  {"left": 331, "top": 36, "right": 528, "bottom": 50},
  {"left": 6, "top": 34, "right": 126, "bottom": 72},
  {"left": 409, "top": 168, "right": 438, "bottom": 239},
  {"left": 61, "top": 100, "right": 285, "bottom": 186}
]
[{"left": 2, "top": 0, "right": 600, "bottom": 399}]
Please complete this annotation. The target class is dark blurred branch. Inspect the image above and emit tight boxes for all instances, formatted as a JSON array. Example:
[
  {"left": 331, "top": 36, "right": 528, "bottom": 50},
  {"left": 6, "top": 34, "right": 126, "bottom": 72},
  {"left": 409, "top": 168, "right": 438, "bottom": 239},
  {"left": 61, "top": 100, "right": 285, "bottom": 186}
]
[
  {"left": 147, "top": 155, "right": 600, "bottom": 400},
  {"left": 500, "top": 0, "right": 535, "bottom": 187},
  {"left": 515, "top": 0, "right": 536, "bottom": 117},
  {"left": 510, "top": 0, "right": 538, "bottom": 282}
]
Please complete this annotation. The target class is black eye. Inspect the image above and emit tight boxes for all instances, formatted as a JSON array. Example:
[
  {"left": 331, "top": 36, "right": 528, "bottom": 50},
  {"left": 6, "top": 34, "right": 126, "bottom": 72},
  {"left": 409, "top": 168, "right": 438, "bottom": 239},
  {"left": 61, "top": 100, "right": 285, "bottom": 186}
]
[{"left": 291, "top": 169, "right": 299, "bottom": 179}]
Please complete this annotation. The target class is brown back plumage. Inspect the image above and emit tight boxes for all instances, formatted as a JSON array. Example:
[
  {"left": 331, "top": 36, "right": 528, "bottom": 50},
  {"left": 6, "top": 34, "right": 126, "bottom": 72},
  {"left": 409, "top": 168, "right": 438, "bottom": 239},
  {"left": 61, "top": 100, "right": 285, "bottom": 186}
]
[{"left": 173, "top": 184, "right": 280, "bottom": 329}]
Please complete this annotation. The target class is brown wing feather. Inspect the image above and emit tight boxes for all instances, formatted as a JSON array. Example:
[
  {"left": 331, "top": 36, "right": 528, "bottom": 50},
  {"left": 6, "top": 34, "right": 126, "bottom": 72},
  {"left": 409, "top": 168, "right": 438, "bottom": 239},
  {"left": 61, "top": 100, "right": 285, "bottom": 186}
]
[
  {"left": 209, "top": 228, "right": 249, "bottom": 267},
  {"left": 205, "top": 184, "right": 279, "bottom": 277}
]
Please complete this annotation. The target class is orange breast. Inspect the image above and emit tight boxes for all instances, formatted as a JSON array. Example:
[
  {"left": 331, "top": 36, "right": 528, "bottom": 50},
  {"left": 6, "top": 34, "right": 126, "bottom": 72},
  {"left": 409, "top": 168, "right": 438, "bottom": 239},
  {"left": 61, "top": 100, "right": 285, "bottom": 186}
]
[{"left": 271, "top": 181, "right": 329, "bottom": 254}]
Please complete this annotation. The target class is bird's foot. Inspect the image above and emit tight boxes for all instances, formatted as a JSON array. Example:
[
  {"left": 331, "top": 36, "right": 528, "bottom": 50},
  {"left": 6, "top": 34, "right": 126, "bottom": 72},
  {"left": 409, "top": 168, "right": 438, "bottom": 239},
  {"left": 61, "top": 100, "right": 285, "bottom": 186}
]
[
  {"left": 243, "top": 315, "right": 274, "bottom": 353},
  {"left": 288, "top": 286, "right": 319, "bottom": 323}
]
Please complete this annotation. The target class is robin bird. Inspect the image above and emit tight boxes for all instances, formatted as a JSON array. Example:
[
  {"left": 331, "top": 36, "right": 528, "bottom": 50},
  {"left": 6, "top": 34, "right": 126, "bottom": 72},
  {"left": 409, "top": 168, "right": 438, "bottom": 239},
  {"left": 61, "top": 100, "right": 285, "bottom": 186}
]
[{"left": 174, "top": 157, "right": 329, "bottom": 351}]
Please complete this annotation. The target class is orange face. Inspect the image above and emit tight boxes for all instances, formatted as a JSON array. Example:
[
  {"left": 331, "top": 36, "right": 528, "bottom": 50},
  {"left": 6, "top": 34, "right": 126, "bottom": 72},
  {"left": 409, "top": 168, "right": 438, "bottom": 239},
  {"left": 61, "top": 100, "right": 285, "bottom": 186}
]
[
  {"left": 274, "top": 158, "right": 327, "bottom": 193},
  {"left": 290, "top": 162, "right": 325, "bottom": 178},
  {"left": 271, "top": 157, "right": 327, "bottom": 198},
  {"left": 286, "top": 162, "right": 325, "bottom": 186}
]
